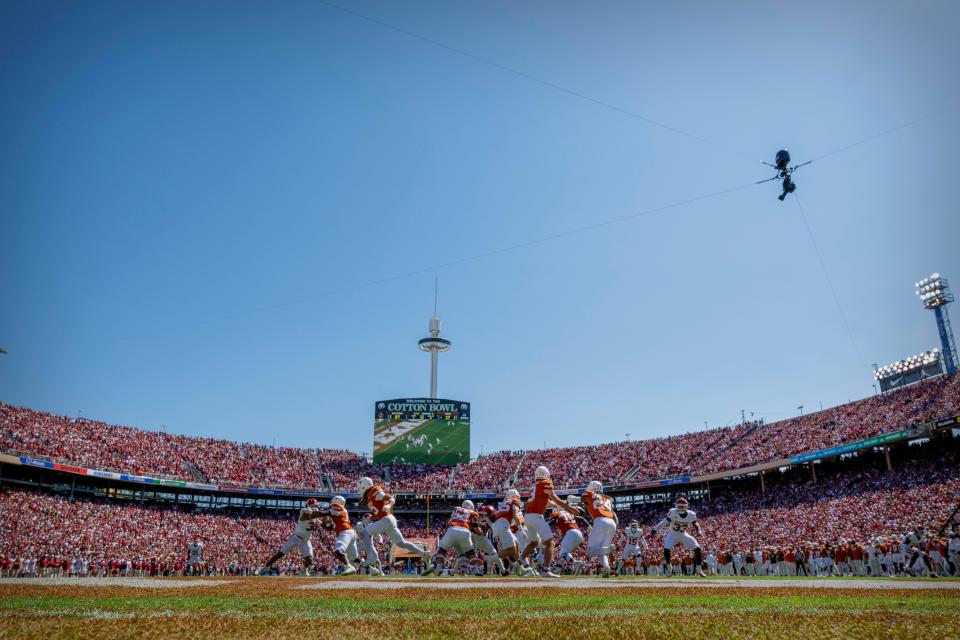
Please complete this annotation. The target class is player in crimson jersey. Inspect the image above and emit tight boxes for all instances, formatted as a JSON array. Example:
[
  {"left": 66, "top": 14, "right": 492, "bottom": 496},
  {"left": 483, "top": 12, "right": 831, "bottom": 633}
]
[
  {"left": 356, "top": 477, "right": 431, "bottom": 573},
  {"left": 521, "top": 465, "right": 581, "bottom": 577}
]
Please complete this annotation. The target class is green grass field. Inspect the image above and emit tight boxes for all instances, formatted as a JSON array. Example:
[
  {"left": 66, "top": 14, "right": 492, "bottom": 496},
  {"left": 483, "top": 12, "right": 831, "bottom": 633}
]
[
  {"left": 374, "top": 419, "right": 469, "bottom": 466},
  {"left": 2, "top": 577, "right": 959, "bottom": 639}
]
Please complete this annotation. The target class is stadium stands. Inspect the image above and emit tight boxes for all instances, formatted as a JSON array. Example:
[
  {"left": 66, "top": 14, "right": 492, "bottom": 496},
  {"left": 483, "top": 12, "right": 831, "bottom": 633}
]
[
  {"left": 2, "top": 374, "right": 958, "bottom": 492},
  {"left": 2, "top": 438, "right": 957, "bottom": 577}
]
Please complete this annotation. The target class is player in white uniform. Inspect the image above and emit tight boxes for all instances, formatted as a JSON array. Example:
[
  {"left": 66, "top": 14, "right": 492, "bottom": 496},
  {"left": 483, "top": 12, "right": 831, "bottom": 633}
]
[
  {"left": 616, "top": 521, "right": 645, "bottom": 575},
  {"left": 900, "top": 528, "right": 938, "bottom": 577},
  {"left": 258, "top": 498, "right": 322, "bottom": 575},
  {"left": 187, "top": 540, "right": 204, "bottom": 575},
  {"left": 947, "top": 530, "right": 960, "bottom": 576},
  {"left": 651, "top": 497, "right": 706, "bottom": 577}
]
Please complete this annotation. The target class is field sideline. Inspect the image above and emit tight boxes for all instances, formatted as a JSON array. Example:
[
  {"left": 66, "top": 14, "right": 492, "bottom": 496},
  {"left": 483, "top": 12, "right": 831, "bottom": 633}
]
[{"left": 2, "top": 576, "right": 959, "bottom": 639}]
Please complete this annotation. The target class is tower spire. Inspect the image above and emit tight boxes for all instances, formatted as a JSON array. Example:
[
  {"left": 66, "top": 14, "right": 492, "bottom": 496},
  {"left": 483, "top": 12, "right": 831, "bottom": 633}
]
[{"left": 418, "top": 279, "right": 452, "bottom": 399}]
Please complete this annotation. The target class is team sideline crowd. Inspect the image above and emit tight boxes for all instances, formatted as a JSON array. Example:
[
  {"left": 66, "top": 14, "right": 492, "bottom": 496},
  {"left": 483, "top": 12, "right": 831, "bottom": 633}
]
[{"left": 5, "top": 461, "right": 958, "bottom": 580}]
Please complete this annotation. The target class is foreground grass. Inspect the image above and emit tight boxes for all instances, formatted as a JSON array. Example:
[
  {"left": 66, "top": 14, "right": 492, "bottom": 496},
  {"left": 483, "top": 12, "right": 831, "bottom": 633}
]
[{"left": 2, "top": 581, "right": 959, "bottom": 639}]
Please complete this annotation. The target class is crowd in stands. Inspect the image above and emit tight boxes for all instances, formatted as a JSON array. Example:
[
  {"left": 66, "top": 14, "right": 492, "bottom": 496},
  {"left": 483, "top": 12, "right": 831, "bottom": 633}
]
[
  {"left": 317, "top": 449, "right": 451, "bottom": 493},
  {"left": 2, "top": 374, "right": 957, "bottom": 493},
  {"left": 3, "top": 437, "right": 958, "bottom": 578},
  {"left": 697, "top": 374, "right": 959, "bottom": 474}
]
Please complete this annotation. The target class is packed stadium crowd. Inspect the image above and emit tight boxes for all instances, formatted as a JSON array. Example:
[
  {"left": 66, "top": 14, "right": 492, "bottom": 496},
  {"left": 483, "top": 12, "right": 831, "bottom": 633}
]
[
  {"left": 3, "top": 436, "right": 958, "bottom": 578},
  {"left": 3, "top": 374, "right": 957, "bottom": 495}
]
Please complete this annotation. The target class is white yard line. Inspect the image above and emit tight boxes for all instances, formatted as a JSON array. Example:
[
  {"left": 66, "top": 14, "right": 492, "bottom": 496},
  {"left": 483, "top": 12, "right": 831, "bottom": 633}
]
[
  {"left": 0, "top": 577, "right": 234, "bottom": 588},
  {"left": 295, "top": 577, "right": 960, "bottom": 591}
]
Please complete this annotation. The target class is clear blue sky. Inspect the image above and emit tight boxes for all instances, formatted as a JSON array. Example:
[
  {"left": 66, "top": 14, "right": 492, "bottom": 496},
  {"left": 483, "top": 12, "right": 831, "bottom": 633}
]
[{"left": 2, "top": 0, "right": 958, "bottom": 455}]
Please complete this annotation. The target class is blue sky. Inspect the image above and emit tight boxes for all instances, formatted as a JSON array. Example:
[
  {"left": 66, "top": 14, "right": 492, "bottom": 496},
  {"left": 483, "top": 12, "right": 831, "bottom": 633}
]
[{"left": 2, "top": 0, "right": 958, "bottom": 455}]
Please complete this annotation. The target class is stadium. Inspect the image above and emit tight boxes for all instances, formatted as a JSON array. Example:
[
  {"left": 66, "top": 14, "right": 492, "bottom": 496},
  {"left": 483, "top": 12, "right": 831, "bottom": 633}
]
[{"left": 3, "top": 1, "right": 960, "bottom": 639}]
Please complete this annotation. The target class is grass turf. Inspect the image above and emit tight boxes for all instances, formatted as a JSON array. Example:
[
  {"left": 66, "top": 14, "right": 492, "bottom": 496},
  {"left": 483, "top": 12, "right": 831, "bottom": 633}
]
[
  {"left": 2, "top": 579, "right": 959, "bottom": 639},
  {"left": 374, "top": 419, "right": 469, "bottom": 466}
]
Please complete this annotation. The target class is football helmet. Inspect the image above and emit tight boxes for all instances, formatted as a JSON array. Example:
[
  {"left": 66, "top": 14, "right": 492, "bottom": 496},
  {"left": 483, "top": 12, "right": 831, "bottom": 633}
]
[{"left": 356, "top": 477, "right": 374, "bottom": 495}]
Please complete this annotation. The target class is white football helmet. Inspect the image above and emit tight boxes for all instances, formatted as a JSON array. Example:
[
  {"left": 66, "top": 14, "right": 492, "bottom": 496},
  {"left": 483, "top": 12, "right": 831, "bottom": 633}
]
[
  {"left": 535, "top": 465, "right": 550, "bottom": 480},
  {"left": 461, "top": 500, "right": 475, "bottom": 511},
  {"left": 586, "top": 481, "right": 603, "bottom": 493},
  {"left": 356, "top": 477, "right": 374, "bottom": 495},
  {"left": 331, "top": 495, "right": 346, "bottom": 506},
  {"left": 505, "top": 489, "right": 520, "bottom": 500}
]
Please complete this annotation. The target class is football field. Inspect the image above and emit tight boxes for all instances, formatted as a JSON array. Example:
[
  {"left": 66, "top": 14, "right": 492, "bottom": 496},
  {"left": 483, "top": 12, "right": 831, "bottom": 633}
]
[
  {"left": 2, "top": 576, "right": 959, "bottom": 639},
  {"left": 374, "top": 419, "right": 469, "bottom": 466}
]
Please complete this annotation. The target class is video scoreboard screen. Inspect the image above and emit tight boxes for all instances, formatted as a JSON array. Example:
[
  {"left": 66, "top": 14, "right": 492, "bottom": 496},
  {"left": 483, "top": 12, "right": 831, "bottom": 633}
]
[{"left": 373, "top": 398, "right": 470, "bottom": 466}]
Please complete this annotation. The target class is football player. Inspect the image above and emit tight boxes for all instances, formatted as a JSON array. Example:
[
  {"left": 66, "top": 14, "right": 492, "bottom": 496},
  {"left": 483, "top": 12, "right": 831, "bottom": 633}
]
[
  {"left": 357, "top": 477, "right": 431, "bottom": 573},
  {"left": 651, "top": 497, "right": 706, "bottom": 577},
  {"left": 581, "top": 481, "right": 618, "bottom": 577},
  {"left": 314, "top": 495, "right": 358, "bottom": 576},
  {"left": 257, "top": 498, "right": 322, "bottom": 576},
  {"left": 548, "top": 496, "right": 589, "bottom": 575},
  {"left": 521, "top": 466, "right": 580, "bottom": 578},
  {"left": 490, "top": 489, "right": 536, "bottom": 576},
  {"left": 423, "top": 500, "right": 477, "bottom": 576},
  {"left": 615, "top": 521, "right": 645, "bottom": 575},
  {"left": 471, "top": 504, "right": 504, "bottom": 574},
  {"left": 186, "top": 539, "right": 203, "bottom": 575},
  {"left": 901, "top": 528, "right": 939, "bottom": 577}
]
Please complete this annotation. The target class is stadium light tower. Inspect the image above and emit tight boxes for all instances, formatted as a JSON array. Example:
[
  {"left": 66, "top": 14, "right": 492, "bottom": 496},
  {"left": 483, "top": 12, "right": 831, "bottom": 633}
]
[
  {"left": 418, "top": 279, "right": 451, "bottom": 399},
  {"left": 915, "top": 273, "right": 957, "bottom": 375}
]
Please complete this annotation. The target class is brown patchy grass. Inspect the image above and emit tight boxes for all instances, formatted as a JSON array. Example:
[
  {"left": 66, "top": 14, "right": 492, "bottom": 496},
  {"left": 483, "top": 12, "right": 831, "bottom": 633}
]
[{"left": 2, "top": 578, "right": 959, "bottom": 639}]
